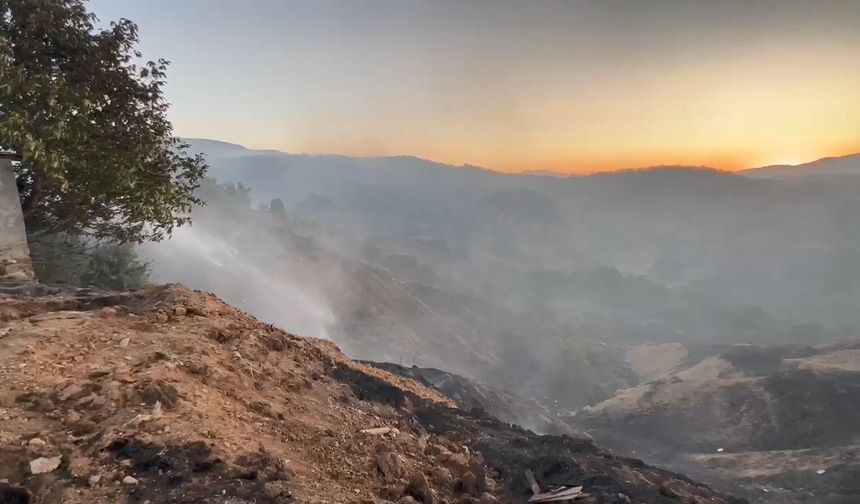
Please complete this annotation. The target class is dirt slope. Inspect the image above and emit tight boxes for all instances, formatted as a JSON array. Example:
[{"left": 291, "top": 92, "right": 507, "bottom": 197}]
[
  {"left": 362, "top": 362, "right": 581, "bottom": 437},
  {"left": 0, "top": 283, "right": 741, "bottom": 503}
]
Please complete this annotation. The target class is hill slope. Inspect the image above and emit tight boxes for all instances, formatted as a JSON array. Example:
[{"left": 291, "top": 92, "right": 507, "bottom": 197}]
[
  {"left": 0, "top": 283, "right": 742, "bottom": 504},
  {"left": 576, "top": 343, "right": 860, "bottom": 503},
  {"left": 742, "top": 153, "right": 860, "bottom": 178}
]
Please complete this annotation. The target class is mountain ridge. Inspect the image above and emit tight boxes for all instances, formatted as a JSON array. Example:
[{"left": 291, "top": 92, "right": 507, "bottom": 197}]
[
  {"left": 182, "top": 137, "right": 859, "bottom": 178},
  {"left": 741, "top": 153, "right": 860, "bottom": 178}
]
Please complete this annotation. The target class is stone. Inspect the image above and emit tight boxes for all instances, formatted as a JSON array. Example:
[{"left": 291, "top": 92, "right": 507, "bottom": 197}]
[
  {"left": 430, "top": 466, "right": 453, "bottom": 487},
  {"left": 69, "top": 418, "right": 99, "bottom": 436},
  {"left": 151, "top": 400, "right": 163, "bottom": 419},
  {"left": 0, "top": 483, "right": 32, "bottom": 503},
  {"left": 88, "top": 475, "right": 102, "bottom": 486},
  {"left": 28, "top": 437, "right": 47, "bottom": 448},
  {"left": 139, "top": 381, "right": 179, "bottom": 409},
  {"left": 458, "top": 471, "right": 479, "bottom": 497},
  {"left": 104, "top": 381, "right": 123, "bottom": 403},
  {"left": 119, "top": 337, "right": 130, "bottom": 348},
  {"left": 472, "top": 464, "right": 489, "bottom": 493},
  {"left": 478, "top": 493, "right": 499, "bottom": 504},
  {"left": 405, "top": 472, "right": 434, "bottom": 504},
  {"left": 56, "top": 382, "right": 84, "bottom": 402},
  {"left": 375, "top": 450, "right": 404, "bottom": 480},
  {"left": 5, "top": 271, "right": 29, "bottom": 281},
  {"left": 30, "top": 455, "right": 62, "bottom": 474},
  {"left": 122, "top": 475, "right": 139, "bottom": 485}
]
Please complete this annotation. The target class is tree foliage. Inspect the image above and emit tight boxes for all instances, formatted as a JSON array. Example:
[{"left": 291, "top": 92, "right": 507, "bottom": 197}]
[
  {"left": 0, "top": 0, "right": 206, "bottom": 242},
  {"left": 30, "top": 234, "right": 150, "bottom": 290}
]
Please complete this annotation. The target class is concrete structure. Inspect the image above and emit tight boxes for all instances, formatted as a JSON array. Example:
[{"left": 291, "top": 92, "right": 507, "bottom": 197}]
[{"left": 0, "top": 156, "right": 34, "bottom": 281}]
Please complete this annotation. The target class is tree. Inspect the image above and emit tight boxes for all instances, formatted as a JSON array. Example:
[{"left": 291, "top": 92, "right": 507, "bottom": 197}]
[
  {"left": 270, "top": 198, "right": 286, "bottom": 218},
  {"left": 0, "top": 0, "right": 207, "bottom": 243},
  {"left": 81, "top": 242, "right": 150, "bottom": 290},
  {"left": 29, "top": 234, "right": 150, "bottom": 290}
]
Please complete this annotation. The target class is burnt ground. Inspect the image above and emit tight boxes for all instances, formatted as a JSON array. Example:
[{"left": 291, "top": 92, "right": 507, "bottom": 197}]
[
  {"left": 362, "top": 362, "right": 581, "bottom": 436},
  {"left": 335, "top": 364, "right": 744, "bottom": 504},
  {"left": 575, "top": 344, "right": 860, "bottom": 503}
]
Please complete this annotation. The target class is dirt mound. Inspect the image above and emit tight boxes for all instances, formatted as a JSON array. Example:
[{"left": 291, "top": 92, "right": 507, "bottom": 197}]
[{"left": 0, "top": 284, "right": 740, "bottom": 503}]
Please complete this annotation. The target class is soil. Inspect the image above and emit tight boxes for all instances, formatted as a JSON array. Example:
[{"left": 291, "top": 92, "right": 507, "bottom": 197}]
[{"left": 0, "top": 283, "right": 741, "bottom": 503}]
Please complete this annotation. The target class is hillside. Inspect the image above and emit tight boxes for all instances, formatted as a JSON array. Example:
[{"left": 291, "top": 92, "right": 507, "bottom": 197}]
[
  {"left": 179, "top": 138, "right": 860, "bottom": 351},
  {"left": 742, "top": 154, "right": 860, "bottom": 178},
  {"left": 575, "top": 343, "right": 860, "bottom": 503},
  {"left": 0, "top": 283, "right": 743, "bottom": 503}
]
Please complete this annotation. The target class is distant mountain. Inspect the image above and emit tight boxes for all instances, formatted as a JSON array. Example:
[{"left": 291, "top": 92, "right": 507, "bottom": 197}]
[
  {"left": 742, "top": 153, "right": 860, "bottom": 178},
  {"left": 181, "top": 137, "right": 860, "bottom": 348},
  {"left": 522, "top": 169, "right": 573, "bottom": 178},
  {"left": 181, "top": 137, "right": 282, "bottom": 159}
]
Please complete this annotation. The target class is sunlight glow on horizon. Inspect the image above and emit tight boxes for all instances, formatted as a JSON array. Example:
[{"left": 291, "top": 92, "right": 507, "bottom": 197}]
[{"left": 90, "top": 0, "right": 860, "bottom": 175}]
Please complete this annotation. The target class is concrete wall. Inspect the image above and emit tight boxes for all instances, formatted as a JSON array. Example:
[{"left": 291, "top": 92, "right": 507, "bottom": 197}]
[{"left": 0, "top": 158, "right": 33, "bottom": 280}]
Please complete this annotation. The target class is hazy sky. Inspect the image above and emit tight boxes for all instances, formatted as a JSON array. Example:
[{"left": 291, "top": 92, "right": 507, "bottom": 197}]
[{"left": 90, "top": 0, "right": 860, "bottom": 173}]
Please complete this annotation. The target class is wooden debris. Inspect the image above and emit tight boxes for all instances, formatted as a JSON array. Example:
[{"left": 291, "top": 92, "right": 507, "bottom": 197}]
[{"left": 525, "top": 469, "right": 587, "bottom": 503}]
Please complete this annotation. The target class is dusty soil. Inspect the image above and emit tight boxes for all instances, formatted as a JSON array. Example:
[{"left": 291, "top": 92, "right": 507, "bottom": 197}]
[
  {"left": 0, "top": 283, "right": 741, "bottom": 503},
  {"left": 627, "top": 344, "right": 688, "bottom": 383}
]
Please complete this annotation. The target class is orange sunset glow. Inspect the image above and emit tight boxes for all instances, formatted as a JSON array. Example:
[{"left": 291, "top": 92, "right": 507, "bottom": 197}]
[{"left": 92, "top": 0, "right": 860, "bottom": 174}]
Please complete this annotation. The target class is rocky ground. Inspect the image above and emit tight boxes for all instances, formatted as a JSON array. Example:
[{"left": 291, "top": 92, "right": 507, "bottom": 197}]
[
  {"left": 0, "top": 283, "right": 742, "bottom": 503},
  {"left": 575, "top": 343, "right": 860, "bottom": 503},
  {"left": 361, "top": 362, "right": 581, "bottom": 437}
]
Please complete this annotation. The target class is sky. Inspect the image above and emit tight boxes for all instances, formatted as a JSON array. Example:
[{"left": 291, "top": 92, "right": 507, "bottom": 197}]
[{"left": 89, "top": 0, "right": 860, "bottom": 174}]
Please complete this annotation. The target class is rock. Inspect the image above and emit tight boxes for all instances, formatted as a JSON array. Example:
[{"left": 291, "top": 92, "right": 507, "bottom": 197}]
[
  {"left": 406, "top": 472, "right": 435, "bottom": 504},
  {"left": 119, "top": 337, "right": 130, "bottom": 348},
  {"left": 88, "top": 475, "right": 102, "bottom": 486},
  {"left": 122, "top": 475, "right": 139, "bottom": 485},
  {"left": 0, "top": 483, "right": 31, "bottom": 504},
  {"left": 362, "top": 426, "right": 395, "bottom": 435},
  {"left": 375, "top": 450, "right": 404, "bottom": 480},
  {"left": 30, "top": 455, "right": 62, "bottom": 474},
  {"left": 6, "top": 271, "right": 30, "bottom": 281},
  {"left": 659, "top": 480, "right": 695, "bottom": 500},
  {"left": 151, "top": 400, "right": 163, "bottom": 419},
  {"left": 104, "top": 381, "right": 123, "bottom": 403},
  {"left": 139, "top": 381, "right": 179, "bottom": 409},
  {"left": 478, "top": 493, "right": 498, "bottom": 504},
  {"left": 451, "top": 452, "right": 470, "bottom": 467},
  {"left": 56, "top": 382, "right": 84, "bottom": 402},
  {"left": 442, "top": 452, "right": 470, "bottom": 476},
  {"left": 28, "top": 437, "right": 47, "bottom": 448},
  {"left": 457, "top": 471, "right": 479, "bottom": 497},
  {"left": 398, "top": 498, "right": 419, "bottom": 504},
  {"left": 69, "top": 418, "right": 99, "bottom": 436},
  {"left": 430, "top": 466, "right": 453, "bottom": 487},
  {"left": 472, "top": 464, "right": 489, "bottom": 493},
  {"left": 75, "top": 393, "right": 106, "bottom": 409}
]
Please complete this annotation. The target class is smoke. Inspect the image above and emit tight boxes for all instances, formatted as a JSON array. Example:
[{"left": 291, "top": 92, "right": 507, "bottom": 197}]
[{"left": 140, "top": 222, "right": 336, "bottom": 339}]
